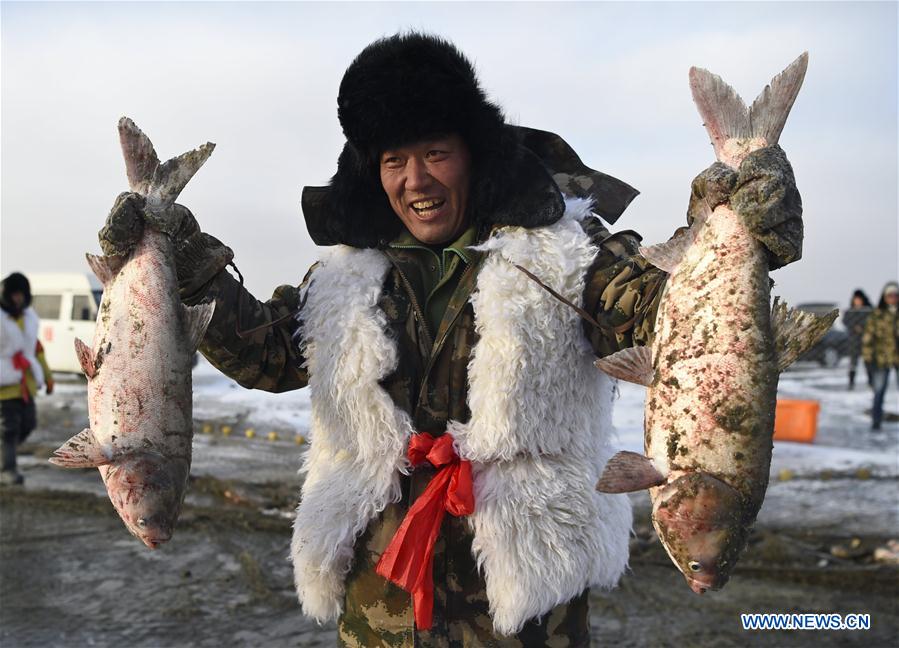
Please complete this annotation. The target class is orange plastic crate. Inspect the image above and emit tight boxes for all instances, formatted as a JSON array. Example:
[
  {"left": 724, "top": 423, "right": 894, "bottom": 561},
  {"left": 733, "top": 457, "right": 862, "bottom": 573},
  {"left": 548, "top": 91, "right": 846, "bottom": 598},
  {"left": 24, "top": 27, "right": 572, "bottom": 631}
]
[{"left": 773, "top": 399, "right": 819, "bottom": 443}]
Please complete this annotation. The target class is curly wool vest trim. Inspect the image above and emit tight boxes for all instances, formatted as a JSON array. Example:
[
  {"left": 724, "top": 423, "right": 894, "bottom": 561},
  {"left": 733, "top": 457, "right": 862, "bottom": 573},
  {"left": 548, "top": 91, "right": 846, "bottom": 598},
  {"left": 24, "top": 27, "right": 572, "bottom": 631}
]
[{"left": 290, "top": 198, "right": 632, "bottom": 635}]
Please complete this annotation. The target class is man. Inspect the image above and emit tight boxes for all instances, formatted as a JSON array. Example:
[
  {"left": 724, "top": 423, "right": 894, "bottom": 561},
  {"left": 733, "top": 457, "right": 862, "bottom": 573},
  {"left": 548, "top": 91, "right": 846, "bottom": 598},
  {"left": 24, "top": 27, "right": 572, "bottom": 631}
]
[
  {"left": 100, "top": 33, "right": 802, "bottom": 647},
  {"left": 1, "top": 272, "right": 54, "bottom": 486}
]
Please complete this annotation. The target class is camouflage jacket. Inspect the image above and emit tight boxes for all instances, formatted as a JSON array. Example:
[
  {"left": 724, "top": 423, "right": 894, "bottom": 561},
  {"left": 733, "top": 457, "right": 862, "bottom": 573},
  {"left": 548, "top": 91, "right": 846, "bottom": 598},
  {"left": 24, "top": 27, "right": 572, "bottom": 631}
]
[
  {"left": 862, "top": 308, "right": 899, "bottom": 368},
  {"left": 192, "top": 205, "right": 663, "bottom": 647},
  {"left": 185, "top": 130, "right": 802, "bottom": 647}
]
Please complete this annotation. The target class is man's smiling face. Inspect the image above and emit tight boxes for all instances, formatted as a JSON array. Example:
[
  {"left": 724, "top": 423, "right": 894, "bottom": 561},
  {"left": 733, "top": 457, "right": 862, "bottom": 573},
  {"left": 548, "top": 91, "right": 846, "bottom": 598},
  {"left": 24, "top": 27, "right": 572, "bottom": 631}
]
[{"left": 379, "top": 134, "right": 471, "bottom": 245}]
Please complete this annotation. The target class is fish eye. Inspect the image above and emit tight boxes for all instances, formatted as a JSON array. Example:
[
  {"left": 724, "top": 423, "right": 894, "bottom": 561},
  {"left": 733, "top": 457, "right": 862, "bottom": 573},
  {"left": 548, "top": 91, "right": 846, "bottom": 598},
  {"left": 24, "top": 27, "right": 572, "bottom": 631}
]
[
  {"left": 688, "top": 560, "right": 702, "bottom": 572},
  {"left": 137, "top": 518, "right": 147, "bottom": 528}
]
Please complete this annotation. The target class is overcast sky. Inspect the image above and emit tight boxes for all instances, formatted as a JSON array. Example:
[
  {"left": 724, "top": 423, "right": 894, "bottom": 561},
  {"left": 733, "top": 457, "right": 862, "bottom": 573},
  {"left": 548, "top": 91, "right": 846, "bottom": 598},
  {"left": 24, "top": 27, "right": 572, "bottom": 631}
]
[{"left": 2, "top": 1, "right": 896, "bottom": 308}]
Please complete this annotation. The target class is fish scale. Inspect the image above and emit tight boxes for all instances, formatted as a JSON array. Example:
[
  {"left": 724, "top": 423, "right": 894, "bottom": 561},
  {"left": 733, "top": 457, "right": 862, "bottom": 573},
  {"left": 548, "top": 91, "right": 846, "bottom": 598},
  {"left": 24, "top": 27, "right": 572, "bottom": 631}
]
[
  {"left": 649, "top": 205, "right": 776, "bottom": 496},
  {"left": 49, "top": 118, "right": 215, "bottom": 550},
  {"left": 595, "top": 53, "right": 837, "bottom": 594}
]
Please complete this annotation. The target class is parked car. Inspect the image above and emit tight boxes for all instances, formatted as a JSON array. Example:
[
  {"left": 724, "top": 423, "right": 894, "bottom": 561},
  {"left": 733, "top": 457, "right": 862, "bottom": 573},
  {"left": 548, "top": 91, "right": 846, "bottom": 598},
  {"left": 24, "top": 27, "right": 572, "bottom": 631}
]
[
  {"left": 28, "top": 273, "right": 102, "bottom": 374},
  {"left": 795, "top": 302, "right": 847, "bottom": 368}
]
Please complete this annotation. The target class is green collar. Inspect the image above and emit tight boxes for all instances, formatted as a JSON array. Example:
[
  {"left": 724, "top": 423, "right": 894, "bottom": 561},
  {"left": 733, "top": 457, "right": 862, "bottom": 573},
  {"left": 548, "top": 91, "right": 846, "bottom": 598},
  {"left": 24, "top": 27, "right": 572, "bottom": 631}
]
[{"left": 388, "top": 224, "right": 478, "bottom": 268}]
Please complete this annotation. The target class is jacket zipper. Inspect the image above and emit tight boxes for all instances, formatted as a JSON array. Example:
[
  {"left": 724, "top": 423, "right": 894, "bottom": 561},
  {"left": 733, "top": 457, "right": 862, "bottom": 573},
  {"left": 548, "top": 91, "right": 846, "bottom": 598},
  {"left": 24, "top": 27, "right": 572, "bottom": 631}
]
[
  {"left": 385, "top": 256, "right": 430, "bottom": 646},
  {"left": 389, "top": 259, "right": 435, "bottom": 351},
  {"left": 387, "top": 254, "right": 477, "bottom": 644},
  {"left": 415, "top": 261, "right": 477, "bottom": 409}
]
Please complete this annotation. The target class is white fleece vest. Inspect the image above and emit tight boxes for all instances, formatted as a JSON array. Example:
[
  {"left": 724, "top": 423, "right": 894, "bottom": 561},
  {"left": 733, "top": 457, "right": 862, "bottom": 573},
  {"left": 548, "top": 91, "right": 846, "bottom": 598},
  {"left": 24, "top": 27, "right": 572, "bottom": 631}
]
[
  {"left": 290, "top": 199, "right": 632, "bottom": 635},
  {"left": 0, "top": 307, "right": 44, "bottom": 388}
]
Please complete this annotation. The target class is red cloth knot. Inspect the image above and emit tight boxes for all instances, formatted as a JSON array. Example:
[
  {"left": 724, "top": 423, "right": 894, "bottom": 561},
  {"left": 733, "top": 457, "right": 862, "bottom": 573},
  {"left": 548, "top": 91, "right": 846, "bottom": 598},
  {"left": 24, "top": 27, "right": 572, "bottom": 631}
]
[
  {"left": 12, "top": 351, "right": 31, "bottom": 403},
  {"left": 375, "top": 432, "right": 474, "bottom": 630}
]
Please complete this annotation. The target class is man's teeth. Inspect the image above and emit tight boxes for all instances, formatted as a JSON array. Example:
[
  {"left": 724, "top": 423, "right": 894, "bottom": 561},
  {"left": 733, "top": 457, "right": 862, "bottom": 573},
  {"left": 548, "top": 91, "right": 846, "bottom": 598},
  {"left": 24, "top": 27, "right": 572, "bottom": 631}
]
[{"left": 412, "top": 199, "right": 445, "bottom": 211}]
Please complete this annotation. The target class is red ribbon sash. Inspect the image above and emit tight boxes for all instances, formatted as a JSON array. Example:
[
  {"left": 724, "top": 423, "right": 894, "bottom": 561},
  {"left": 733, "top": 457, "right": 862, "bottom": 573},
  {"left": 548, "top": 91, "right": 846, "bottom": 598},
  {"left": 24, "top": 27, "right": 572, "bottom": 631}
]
[
  {"left": 12, "top": 351, "right": 31, "bottom": 403},
  {"left": 375, "top": 432, "right": 474, "bottom": 630}
]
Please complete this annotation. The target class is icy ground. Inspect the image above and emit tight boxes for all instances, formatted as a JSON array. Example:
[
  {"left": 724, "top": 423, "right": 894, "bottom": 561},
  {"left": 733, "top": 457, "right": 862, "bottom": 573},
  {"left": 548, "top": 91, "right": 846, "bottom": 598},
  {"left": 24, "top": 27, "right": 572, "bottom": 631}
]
[
  {"left": 176, "top": 357, "right": 899, "bottom": 535},
  {"left": 3, "top": 358, "right": 897, "bottom": 647},
  {"left": 190, "top": 357, "right": 899, "bottom": 532},
  {"left": 24, "top": 357, "right": 899, "bottom": 536},
  {"left": 612, "top": 361, "right": 899, "bottom": 536}
]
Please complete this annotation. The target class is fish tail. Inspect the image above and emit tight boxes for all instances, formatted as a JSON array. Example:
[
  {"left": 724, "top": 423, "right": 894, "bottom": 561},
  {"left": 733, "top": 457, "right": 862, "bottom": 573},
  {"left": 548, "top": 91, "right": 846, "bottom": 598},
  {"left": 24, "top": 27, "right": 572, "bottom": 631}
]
[
  {"left": 118, "top": 117, "right": 215, "bottom": 229},
  {"left": 690, "top": 53, "right": 808, "bottom": 166},
  {"left": 118, "top": 117, "right": 160, "bottom": 196}
]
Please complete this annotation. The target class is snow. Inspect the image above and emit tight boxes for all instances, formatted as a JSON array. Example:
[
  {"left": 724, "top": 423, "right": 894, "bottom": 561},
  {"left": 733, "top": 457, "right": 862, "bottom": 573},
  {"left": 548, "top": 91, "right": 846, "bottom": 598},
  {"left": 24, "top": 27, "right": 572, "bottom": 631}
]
[
  {"left": 191, "top": 356, "right": 312, "bottom": 432},
  {"left": 607, "top": 361, "right": 899, "bottom": 535},
  {"left": 36, "top": 357, "right": 898, "bottom": 535},
  {"left": 189, "top": 355, "right": 897, "bottom": 478}
]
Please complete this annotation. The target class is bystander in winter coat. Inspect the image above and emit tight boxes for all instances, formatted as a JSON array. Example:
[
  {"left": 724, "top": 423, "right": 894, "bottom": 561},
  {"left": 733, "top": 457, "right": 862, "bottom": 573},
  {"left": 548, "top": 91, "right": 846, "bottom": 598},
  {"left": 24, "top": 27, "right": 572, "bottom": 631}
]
[{"left": 1, "top": 272, "right": 54, "bottom": 485}]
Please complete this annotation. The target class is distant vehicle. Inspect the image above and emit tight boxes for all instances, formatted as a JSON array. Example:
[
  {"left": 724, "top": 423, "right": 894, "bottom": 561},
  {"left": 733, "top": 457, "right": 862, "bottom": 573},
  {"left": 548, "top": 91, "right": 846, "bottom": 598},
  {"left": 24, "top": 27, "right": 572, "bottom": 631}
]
[
  {"left": 795, "top": 302, "right": 847, "bottom": 368},
  {"left": 29, "top": 273, "right": 102, "bottom": 374}
]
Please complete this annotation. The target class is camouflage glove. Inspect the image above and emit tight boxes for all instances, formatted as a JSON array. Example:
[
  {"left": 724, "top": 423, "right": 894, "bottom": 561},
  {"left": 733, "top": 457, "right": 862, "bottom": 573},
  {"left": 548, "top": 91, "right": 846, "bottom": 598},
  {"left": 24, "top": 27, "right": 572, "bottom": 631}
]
[
  {"left": 687, "top": 145, "right": 803, "bottom": 269},
  {"left": 98, "top": 192, "right": 234, "bottom": 298}
]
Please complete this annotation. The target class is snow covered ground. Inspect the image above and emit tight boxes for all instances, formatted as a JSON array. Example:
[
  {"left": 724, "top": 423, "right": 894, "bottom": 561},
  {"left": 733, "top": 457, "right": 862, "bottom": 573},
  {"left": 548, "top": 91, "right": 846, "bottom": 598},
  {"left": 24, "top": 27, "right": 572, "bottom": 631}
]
[
  {"left": 192, "top": 357, "right": 313, "bottom": 433},
  {"left": 189, "top": 356, "right": 898, "bottom": 476},
  {"left": 185, "top": 357, "right": 899, "bottom": 535},
  {"left": 35, "top": 357, "right": 898, "bottom": 536},
  {"left": 610, "top": 360, "right": 899, "bottom": 535},
  {"left": 612, "top": 361, "right": 899, "bottom": 477},
  {"left": 7, "top": 357, "right": 895, "bottom": 647}
]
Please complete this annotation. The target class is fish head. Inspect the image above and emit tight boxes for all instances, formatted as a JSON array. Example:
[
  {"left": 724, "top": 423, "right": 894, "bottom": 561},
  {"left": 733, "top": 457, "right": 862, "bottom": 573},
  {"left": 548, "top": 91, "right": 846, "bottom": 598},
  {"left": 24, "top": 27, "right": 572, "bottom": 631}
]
[
  {"left": 652, "top": 472, "right": 748, "bottom": 594},
  {"left": 105, "top": 452, "right": 186, "bottom": 549}
]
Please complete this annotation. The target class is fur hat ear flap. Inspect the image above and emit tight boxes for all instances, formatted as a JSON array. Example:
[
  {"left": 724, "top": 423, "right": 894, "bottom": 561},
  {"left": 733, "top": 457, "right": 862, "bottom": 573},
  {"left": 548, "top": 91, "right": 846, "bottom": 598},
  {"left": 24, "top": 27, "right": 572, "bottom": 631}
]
[
  {"left": 476, "top": 143, "right": 566, "bottom": 230},
  {"left": 302, "top": 143, "right": 402, "bottom": 248}
]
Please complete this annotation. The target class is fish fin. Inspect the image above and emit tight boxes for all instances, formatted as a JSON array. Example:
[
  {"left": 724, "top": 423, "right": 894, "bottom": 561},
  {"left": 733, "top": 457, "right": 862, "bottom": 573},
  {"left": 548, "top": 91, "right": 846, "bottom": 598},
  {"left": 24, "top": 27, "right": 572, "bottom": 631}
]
[
  {"left": 86, "top": 253, "right": 126, "bottom": 287},
  {"left": 595, "top": 346, "right": 654, "bottom": 386},
  {"left": 771, "top": 296, "right": 838, "bottom": 372},
  {"left": 689, "top": 65, "right": 751, "bottom": 162},
  {"left": 748, "top": 52, "right": 808, "bottom": 147},
  {"left": 639, "top": 225, "right": 697, "bottom": 273},
  {"left": 597, "top": 451, "right": 667, "bottom": 493},
  {"left": 183, "top": 301, "right": 216, "bottom": 352},
  {"left": 74, "top": 338, "right": 96, "bottom": 379},
  {"left": 49, "top": 428, "right": 112, "bottom": 468},
  {"left": 118, "top": 117, "right": 160, "bottom": 195}
]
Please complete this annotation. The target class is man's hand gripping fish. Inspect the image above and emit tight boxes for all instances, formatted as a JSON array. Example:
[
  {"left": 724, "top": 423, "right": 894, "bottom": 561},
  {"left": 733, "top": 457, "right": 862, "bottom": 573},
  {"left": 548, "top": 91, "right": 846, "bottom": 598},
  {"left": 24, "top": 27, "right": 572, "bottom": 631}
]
[
  {"left": 595, "top": 54, "right": 837, "bottom": 593},
  {"left": 49, "top": 118, "right": 215, "bottom": 549}
]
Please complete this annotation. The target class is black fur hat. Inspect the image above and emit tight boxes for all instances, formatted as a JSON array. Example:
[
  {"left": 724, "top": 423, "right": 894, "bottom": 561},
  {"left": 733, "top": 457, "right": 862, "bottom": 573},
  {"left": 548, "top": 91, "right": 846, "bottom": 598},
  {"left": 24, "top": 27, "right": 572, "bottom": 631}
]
[
  {"left": 338, "top": 33, "right": 503, "bottom": 167},
  {"left": 304, "top": 32, "right": 565, "bottom": 247},
  {"left": 0, "top": 272, "right": 32, "bottom": 316}
]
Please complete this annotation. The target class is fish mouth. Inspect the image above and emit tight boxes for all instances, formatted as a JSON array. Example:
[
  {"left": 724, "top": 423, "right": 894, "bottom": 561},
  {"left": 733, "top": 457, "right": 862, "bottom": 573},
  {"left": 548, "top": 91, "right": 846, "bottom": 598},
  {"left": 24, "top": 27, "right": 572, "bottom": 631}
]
[
  {"left": 140, "top": 534, "right": 171, "bottom": 550},
  {"left": 687, "top": 574, "right": 721, "bottom": 595}
]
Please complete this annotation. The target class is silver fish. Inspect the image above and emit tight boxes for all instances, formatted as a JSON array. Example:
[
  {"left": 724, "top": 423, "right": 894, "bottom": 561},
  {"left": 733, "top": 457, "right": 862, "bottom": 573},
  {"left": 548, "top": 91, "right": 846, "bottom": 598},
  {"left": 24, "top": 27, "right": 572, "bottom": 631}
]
[
  {"left": 595, "top": 53, "right": 836, "bottom": 593},
  {"left": 50, "top": 118, "right": 215, "bottom": 549}
]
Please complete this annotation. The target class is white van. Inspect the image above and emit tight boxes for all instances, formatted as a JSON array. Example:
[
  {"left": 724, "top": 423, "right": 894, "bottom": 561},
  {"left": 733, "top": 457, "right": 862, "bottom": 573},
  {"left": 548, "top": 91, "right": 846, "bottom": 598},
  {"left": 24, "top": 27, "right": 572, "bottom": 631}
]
[{"left": 28, "top": 273, "right": 102, "bottom": 374}]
